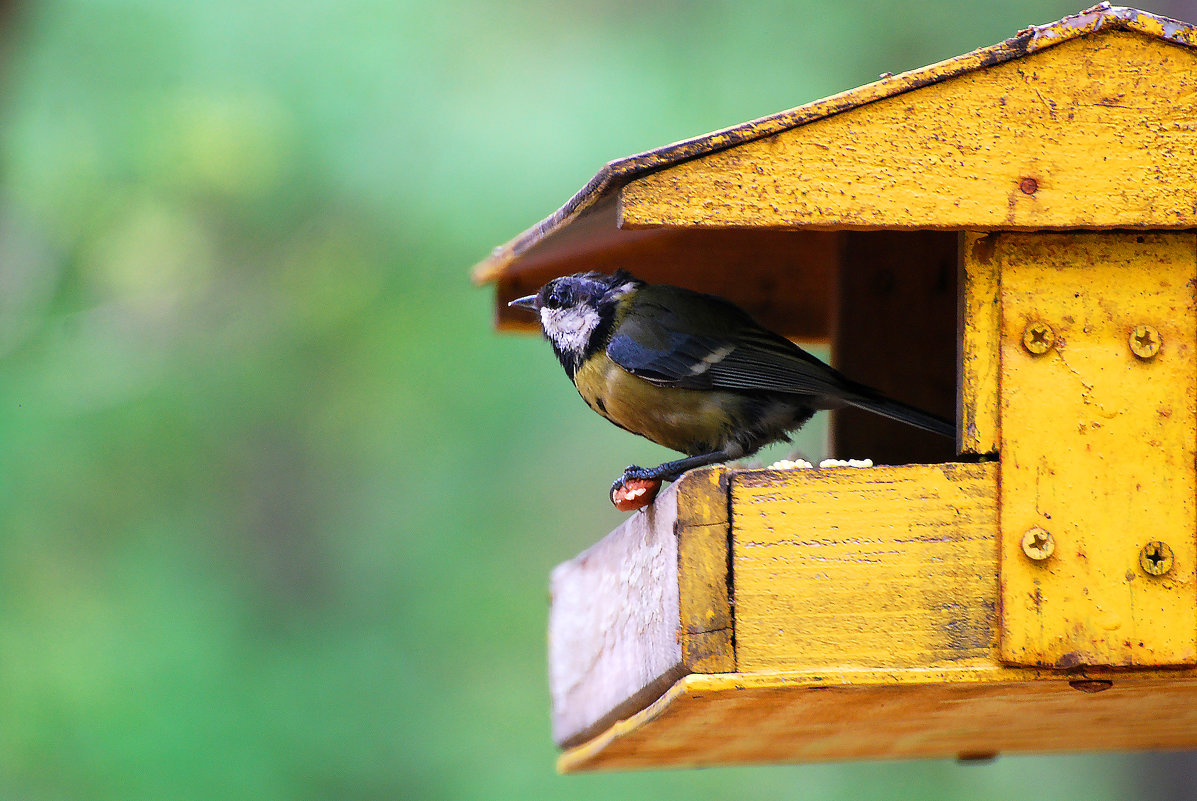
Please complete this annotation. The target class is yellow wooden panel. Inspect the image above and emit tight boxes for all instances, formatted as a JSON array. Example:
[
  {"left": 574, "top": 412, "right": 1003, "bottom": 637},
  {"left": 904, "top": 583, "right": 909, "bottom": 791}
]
[
  {"left": 959, "top": 232, "right": 1000, "bottom": 455},
  {"left": 559, "top": 669, "right": 1197, "bottom": 771},
  {"left": 731, "top": 463, "right": 997, "bottom": 672},
  {"left": 673, "top": 467, "right": 734, "bottom": 673},
  {"left": 619, "top": 32, "right": 1197, "bottom": 230},
  {"left": 998, "top": 232, "right": 1197, "bottom": 667}
]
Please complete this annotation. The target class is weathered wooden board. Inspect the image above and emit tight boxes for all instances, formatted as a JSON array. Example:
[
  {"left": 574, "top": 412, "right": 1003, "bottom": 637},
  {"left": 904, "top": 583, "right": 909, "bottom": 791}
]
[
  {"left": 560, "top": 669, "right": 1197, "bottom": 771},
  {"left": 731, "top": 463, "right": 997, "bottom": 673},
  {"left": 959, "top": 232, "right": 1001, "bottom": 455},
  {"left": 548, "top": 468, "right": 732, "bottom": 748},
  {"left": 552, "top": 448, "right": 1197, "bottom": 770},
  {"left": 619, "top": 32, "right": 1197, "bottom": 231},
  {"left": 997, "top": 232, "right": 1197, "bottom": 667}
]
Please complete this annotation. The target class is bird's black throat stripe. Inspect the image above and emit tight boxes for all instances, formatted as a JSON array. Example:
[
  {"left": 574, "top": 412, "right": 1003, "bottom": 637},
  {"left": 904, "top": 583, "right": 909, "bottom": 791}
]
[{"left": 556, "top": 299, "right": 619, "bottom": 380}]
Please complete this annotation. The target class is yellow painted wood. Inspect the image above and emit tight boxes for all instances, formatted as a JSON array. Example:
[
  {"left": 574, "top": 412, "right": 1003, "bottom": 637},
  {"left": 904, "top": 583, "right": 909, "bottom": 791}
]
[
  {"left": 618, "top": 32, "right": 1197, "bottom": 231},
  {"left": 673, "top": 468, "right": 735, "bottom": 673},
  {"left": 997, "top": 232, "right": 1197, "bottom": 667},
  {"left": 731, "top": 463, "right": 997, "bottom": 672},
  {"left": 559, "top": 668, "right": 1197, "bottom": 771},
  {"left": 959, "top": 232, "right": 1000, "bottom": 455}
]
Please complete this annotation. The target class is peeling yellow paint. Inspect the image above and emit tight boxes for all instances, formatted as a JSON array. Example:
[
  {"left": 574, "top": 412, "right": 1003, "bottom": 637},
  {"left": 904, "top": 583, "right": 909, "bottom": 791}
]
[
  {"left": 619, "top": 33, "right": 1197, "bottom": 231},
  {"left": 997, "top": 232, "right": 1197, "bottom": 667},
  {"left": 731, "top": 463, "right": 998, "bottom": 673},
  {"left": 960, "top": 232, "right": 1000, "bottom": 454}
]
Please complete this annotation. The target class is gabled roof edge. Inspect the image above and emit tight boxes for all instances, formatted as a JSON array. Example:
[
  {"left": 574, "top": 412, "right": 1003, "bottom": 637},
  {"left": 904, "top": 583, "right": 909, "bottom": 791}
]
[{"left": 473, "top": 5, "right": 1197, "bottom": 284}]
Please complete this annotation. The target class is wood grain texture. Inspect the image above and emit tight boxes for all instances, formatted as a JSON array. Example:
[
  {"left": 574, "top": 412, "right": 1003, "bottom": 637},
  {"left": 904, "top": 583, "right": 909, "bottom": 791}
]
[
  {"left": 674, "top": 468, "right": 734, "bottom": 673},
  {"left": 548, "top": 468, "right": 731, "bottom": 747},
  {"left": 559, "top": 669, "right": 1197, "bottom": 771},
  {"left": 959, "top": 232, "right": 1001, "bottom": 455},
  {"left": 997, "top": 232, "right": 1197, "bottom": 667},
  {"left": 548, "top": 485, "right": 683, "bottom": 747},
  {"left": 731, "top": 463, "right": 997, "bottom": 673},
  {"left": 619, "top": 32, "right": 1197, "bottom": 231}
]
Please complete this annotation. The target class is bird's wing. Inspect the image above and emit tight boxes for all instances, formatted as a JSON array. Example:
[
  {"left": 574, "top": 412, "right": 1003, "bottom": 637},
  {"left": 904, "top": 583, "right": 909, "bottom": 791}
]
[{"left": 605, "top": 287, "right": 849, "bottom": 397}]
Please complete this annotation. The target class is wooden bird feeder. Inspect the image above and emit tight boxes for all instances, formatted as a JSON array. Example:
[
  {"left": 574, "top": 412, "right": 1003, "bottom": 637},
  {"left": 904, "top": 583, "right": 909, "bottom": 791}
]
[{"left": 475, "top": 5, "right": 1197, "bottom": 771}]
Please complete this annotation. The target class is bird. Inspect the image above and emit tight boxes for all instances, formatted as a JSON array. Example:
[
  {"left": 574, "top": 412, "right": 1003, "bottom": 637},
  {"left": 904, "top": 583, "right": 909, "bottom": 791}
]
[{"left": 508, "top": 270, "right": 953, "bottom": 495}]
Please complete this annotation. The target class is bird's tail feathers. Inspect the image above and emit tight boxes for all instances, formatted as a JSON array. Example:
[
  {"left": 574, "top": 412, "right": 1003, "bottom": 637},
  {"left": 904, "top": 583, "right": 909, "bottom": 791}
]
[{"left": 842, "top": 385, "right": 955, "bottom": 438}]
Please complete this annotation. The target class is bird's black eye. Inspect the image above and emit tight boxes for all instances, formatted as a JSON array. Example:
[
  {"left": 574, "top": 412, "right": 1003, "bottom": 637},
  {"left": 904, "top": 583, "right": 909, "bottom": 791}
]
[{"left": 549, "top": 286, "right": 570, "bottom": 308}]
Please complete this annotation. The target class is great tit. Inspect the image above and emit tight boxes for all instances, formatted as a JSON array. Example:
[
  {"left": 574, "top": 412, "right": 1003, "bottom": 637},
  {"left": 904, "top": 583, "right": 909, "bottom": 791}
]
[{"left": 509, "top": 270, "right": 953, "bottom": 492}]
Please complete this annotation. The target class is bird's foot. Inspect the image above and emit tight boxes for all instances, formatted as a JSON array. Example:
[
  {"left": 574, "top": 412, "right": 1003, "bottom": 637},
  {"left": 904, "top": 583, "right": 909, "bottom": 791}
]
[
  {"left": 621, "top": 464, "right": 658, "bottom": 483},
  {"left": 611, "top": 465, "right": 647, "bottom": 498}
]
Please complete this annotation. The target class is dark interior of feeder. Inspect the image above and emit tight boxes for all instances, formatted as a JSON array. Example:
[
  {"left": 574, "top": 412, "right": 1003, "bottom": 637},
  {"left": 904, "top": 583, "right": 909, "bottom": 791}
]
[{"left": 831, "top": 230, "right": 958, "bottom": 467}]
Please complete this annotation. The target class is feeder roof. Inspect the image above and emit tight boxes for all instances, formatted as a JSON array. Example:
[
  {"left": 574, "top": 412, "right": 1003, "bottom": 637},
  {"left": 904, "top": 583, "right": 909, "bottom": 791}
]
[{"left": 473, "top": 5, "right": 1196, "bottom": 290}]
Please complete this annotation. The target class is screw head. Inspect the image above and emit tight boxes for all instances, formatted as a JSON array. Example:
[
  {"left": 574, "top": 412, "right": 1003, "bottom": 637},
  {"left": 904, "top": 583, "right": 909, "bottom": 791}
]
[
  {"left": 1130, "top": 325, "right": 1161, "bottom": 359},
  {"left": 1140, "top": 541, "right": 1174, "bottom": 576},
  {"left": 1022, "top": 322, "right": 1055, "bottom": 355},
  {"left": 1021, "top": 527, "right": 1055, "bottom": 561}
]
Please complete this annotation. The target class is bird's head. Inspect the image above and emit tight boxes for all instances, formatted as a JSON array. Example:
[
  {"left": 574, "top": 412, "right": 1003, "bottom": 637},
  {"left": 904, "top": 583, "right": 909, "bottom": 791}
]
[{"left": 508, "top": 270, "right": 642, "bottom": 373}]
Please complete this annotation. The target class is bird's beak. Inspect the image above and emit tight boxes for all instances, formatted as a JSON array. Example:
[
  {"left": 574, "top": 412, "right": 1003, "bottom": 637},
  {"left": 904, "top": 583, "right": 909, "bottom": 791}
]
[{"left": 508, "top": 294, "right": 539, "bottom": 312}]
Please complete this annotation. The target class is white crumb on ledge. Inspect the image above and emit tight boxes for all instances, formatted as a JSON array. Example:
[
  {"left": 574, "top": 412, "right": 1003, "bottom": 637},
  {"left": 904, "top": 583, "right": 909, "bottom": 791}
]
[
  {"left": 766, "top": 457, "right": 875, "bottom": 470},
  {"left": 818, "top": 458, "right": 875, "bottom": 469},
  {"left": 767, "top": 458, "right": 814, "bottom": 470}
]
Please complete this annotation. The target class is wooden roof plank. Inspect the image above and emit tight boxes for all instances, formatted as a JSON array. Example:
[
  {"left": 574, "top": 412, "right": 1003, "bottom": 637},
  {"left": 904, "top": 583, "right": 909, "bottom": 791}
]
[{"left": 473, "top": 5, "right": 1197, "bottom": 285}]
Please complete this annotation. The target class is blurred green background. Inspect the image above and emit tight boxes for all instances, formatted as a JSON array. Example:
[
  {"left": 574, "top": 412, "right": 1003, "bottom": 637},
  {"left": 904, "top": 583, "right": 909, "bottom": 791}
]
[{"left": 1, "top": 0, "right": 1194, "bottom": 798}]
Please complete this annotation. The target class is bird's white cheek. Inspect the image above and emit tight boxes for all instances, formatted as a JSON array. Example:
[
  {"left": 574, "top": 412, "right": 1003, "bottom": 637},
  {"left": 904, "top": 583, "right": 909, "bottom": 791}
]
[{"left": 541, "top": 306, "right": 599, "bottom": 354}]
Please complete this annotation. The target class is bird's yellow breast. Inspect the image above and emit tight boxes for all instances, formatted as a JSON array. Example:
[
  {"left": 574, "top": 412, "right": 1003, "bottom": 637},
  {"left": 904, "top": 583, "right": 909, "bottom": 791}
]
[{"left": 573, "top": 352, "right": 734, "bottom": 455}]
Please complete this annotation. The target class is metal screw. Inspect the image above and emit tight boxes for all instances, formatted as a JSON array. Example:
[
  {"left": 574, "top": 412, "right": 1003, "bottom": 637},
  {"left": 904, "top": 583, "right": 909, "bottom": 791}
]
[
  {"left": 1022, "top": 322, "right": 1055, "bottom": 355},
  {"left": 1021, "top": 527, "right": 1055, "bottom": 561},
  {"left": 1140, "top": 541, "right": 1174, "bottom": 576},
  {"left": 1130, "top": 324, "right": 1161, "bottom": 359}
]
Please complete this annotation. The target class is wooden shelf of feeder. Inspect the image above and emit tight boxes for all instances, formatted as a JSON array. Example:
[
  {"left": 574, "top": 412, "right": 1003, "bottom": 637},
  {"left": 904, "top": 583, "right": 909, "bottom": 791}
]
[
  {"left": 550, "top": 464, "right": 1197, "bottom": 771},
  {"left": 551, "top": 228, "right": 1197, "bottom": 770}
]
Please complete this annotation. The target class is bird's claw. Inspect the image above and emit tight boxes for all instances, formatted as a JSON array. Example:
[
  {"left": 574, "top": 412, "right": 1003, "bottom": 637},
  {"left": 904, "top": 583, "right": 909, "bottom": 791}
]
[
  {"left": 623, "top": 464, "right": 654, "bottom": 480},
  {"left": 610, "top": 465, "right": 646, "bottom": 496}
]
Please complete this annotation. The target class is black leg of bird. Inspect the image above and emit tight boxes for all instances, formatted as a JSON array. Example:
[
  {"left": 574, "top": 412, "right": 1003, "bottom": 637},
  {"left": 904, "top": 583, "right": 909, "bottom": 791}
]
[{"left": 615, "top": 450, "right": 740, "bottom": 493}]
